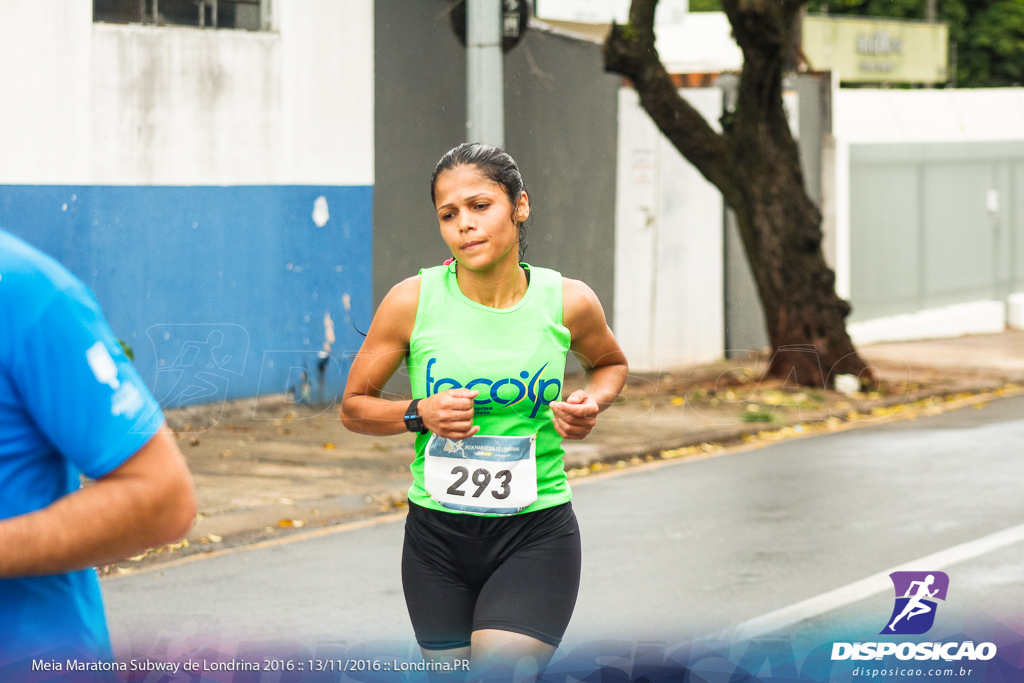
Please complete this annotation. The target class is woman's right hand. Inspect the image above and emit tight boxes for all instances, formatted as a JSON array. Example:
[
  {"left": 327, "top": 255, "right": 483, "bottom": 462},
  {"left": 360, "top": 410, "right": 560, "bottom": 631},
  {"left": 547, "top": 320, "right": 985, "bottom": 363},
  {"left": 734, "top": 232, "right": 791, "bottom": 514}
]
[{"left": 419, "top": 389, "right": 480, "bottom": 440}]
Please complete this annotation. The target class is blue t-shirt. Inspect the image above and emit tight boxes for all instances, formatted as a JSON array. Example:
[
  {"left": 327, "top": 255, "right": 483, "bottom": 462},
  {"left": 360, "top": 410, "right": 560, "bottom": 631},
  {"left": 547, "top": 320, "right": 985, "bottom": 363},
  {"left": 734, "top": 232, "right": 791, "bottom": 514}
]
[{"left": 0, "top": 230, "right": 164, "bottom": 665}]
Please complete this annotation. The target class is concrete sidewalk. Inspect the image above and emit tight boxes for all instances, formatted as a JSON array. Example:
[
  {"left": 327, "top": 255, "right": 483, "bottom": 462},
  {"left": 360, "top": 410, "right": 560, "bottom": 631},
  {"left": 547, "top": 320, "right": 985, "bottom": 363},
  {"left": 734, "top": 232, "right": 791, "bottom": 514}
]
[{"left": 105, "top": 330, "right": 1024, "bottom": 573}]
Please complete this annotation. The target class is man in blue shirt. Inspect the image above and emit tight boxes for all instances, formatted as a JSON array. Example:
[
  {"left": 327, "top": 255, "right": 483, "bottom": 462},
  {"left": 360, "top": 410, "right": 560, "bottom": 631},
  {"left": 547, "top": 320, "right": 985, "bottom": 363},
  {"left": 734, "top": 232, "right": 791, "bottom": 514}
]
[{"left": 0, "top": 230, "right": 197, "bottom": 666}]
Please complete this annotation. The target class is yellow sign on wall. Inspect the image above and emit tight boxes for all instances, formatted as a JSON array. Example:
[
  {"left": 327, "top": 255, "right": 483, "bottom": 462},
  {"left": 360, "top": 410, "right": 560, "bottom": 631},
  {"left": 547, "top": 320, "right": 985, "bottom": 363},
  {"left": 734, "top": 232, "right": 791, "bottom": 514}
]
[{"left": 803, "top": 15, "right": 949, "bottom": 84}]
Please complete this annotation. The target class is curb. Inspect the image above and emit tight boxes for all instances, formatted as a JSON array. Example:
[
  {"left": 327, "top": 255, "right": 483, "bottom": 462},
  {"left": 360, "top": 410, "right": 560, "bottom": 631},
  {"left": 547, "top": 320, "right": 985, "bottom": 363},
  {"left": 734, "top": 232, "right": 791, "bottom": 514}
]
[{"left": 565, "top": 382, "right": 1024, "bottom": 480}]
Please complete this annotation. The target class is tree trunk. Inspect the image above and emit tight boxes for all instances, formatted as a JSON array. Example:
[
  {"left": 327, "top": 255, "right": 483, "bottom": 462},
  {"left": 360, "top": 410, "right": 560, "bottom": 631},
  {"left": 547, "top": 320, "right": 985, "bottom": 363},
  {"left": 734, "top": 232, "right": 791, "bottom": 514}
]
[{"left": 604, "top": 0, "right": 873, "bottom": 388}]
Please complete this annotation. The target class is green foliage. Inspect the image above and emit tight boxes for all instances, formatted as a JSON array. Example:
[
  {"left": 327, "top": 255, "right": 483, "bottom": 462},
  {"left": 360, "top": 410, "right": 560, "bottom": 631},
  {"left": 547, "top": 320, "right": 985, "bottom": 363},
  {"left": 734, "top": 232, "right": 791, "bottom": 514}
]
[
  {"left": 118, "top": 339, "right": 135, "bottom": 362},
  {"left": 689, "top": 0, "right": 724, "bottom": 9},
  {"left": 805, "top": 0, "right": 1024, "bottom": 87}
]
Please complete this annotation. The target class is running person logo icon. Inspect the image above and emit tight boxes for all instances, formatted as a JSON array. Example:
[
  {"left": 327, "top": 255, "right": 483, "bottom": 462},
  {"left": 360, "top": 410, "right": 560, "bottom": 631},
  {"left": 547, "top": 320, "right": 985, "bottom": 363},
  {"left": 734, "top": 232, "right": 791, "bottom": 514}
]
[
  {"left": 137, "top": 324, "right": 249, "bottom": 433},
  {"left": 442, "top": 438, "right": 466, "bottom": 454},
  {"left": 146, "top": 324, "right": 249, "bottom": 410},
  {"left": 881, "top": 571, "right": 949, "bottom": 635}
]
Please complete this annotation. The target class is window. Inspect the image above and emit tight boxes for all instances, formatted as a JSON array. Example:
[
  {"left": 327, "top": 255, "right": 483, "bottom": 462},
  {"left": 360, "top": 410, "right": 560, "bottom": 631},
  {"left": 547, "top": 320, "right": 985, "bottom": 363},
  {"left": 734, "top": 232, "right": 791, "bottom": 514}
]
[{"left": 94, "top": 0, "right": 270, "bottom": 31}]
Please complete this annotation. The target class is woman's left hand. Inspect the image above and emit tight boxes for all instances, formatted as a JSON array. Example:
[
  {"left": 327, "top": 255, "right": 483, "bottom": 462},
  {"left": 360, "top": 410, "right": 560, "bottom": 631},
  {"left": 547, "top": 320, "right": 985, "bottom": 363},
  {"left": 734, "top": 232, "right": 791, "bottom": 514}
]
[{"left": 550, "top": 390, "right": 600, "bottom": 440}]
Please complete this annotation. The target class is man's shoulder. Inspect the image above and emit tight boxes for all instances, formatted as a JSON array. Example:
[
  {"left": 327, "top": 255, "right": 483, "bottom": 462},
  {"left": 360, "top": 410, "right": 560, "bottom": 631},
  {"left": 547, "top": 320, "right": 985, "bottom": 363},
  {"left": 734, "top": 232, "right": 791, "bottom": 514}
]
[
  {"left": 0, "top": 231, "right": 92, "bottom": 324},
  {"left": 0, "top": 232, "right": 102, "bottom": 368}
]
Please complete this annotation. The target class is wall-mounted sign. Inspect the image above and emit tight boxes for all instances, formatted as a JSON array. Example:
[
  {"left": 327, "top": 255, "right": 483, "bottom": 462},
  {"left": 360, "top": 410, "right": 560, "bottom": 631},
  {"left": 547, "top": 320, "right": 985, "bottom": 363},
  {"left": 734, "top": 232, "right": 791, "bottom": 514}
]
[
  {"left": 803, "top": 15, "right": 948, "bottom": 84},
  {"left": 450, "top": 0, "right": 531, "bottom": 53}
]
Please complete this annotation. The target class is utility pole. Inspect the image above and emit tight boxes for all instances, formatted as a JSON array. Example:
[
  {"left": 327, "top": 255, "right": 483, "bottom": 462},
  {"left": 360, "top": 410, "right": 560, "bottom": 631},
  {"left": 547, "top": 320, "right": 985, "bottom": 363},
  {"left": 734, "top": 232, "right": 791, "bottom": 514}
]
[
  {"left": 926, "top": 0, "right": 938, "bottom": 88},
  {"left": 466, "top": 0, "right": 504, "bottom": 147}
]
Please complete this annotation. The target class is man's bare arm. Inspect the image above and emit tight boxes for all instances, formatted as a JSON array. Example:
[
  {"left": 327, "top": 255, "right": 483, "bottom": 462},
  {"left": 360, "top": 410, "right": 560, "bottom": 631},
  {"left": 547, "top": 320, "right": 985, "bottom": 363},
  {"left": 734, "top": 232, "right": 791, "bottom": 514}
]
[{"left": 0, "top": 425, "right": 196, "bottom": 578}]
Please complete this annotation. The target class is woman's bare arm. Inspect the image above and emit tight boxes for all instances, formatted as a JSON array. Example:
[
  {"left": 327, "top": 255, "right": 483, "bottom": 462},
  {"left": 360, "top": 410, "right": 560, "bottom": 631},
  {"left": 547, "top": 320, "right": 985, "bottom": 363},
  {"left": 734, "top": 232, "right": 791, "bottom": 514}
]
[
  {"left": 340, "top": 277, "right": 480, "bottom": 439},
  {"left": 340, "top": 277, "right": 421, "bottom": 436},
  {"left": 551, "top": 279, "right": 629, "bottom": 440}
]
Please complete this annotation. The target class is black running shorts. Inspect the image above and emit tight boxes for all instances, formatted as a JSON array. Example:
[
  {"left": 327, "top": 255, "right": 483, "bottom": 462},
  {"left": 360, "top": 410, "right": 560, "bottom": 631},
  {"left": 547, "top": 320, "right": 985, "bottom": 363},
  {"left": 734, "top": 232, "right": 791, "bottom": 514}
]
[{"left": 401, "top": 500, "right": 582, "bottom": 651}]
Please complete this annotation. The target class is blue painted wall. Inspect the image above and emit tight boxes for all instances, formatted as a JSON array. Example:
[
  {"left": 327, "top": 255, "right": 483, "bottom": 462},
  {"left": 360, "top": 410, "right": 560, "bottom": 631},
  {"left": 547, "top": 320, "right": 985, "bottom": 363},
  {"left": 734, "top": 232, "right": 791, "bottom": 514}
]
[{"left": 0, "top": 185, "right": 372, "bottom": 408}]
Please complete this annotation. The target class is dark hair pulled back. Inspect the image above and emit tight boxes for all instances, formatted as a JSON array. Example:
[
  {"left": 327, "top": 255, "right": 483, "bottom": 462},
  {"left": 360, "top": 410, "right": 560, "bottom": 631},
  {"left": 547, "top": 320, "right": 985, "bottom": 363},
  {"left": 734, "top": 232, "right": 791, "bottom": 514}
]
[{"left": 430, "top": 142, "right": 530, "bottom": 261}]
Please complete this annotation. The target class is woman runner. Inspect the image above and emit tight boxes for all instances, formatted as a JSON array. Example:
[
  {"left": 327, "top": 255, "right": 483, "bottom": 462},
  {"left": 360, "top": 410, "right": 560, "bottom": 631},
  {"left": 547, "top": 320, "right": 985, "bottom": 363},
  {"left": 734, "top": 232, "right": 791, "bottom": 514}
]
[{"left": 341, "top": 143, "right": 628, "bottom": 677}]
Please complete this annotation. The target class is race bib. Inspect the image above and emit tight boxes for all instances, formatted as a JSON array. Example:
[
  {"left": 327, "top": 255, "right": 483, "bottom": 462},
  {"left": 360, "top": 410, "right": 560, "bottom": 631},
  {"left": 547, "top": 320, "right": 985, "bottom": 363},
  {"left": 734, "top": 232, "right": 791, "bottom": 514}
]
[{"left": 423, "top": 433, "right": 538, "bottom": 515}]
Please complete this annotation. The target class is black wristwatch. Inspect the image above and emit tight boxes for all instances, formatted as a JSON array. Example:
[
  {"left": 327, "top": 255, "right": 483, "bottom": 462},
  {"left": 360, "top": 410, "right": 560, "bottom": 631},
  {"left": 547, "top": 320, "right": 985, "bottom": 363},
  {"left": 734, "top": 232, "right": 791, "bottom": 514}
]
[{"left": 403, "top": 399, "right": 428, "bottom": 434}]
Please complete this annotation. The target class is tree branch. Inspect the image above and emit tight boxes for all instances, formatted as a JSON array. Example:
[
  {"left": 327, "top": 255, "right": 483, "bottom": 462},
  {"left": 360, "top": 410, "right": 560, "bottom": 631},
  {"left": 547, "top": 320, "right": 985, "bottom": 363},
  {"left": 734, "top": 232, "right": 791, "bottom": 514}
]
[
  {"left": 722, "top": 0, "right": 809, "bottom": 216},
  {"left": 603, "top": 0, "right": 739, "bottom": 204},
  {"left": 724, "top": 0, "right": 806, "bottom": 117}
]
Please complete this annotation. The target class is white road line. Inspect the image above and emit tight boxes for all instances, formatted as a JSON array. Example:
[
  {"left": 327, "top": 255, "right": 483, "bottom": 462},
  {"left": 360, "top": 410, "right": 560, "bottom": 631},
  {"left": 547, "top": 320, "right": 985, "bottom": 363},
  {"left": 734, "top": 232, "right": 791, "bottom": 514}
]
[{"left": 730, "top": 521, "right": 1024, "bottom": 642}]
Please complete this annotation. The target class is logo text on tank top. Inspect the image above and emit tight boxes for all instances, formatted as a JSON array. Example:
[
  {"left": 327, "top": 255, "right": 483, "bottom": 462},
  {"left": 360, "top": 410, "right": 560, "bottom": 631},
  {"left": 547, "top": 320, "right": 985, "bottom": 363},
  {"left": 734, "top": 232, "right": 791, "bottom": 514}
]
[{"left": 424, "top": 357, "right": 562, "bottom": 419}]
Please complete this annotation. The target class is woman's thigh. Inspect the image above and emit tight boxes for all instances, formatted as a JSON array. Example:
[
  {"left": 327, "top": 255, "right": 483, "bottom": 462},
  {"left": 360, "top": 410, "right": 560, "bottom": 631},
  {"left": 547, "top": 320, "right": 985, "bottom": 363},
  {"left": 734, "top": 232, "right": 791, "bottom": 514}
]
[{"left": 472, "top": 506, "right": 582, "bottom": 645}]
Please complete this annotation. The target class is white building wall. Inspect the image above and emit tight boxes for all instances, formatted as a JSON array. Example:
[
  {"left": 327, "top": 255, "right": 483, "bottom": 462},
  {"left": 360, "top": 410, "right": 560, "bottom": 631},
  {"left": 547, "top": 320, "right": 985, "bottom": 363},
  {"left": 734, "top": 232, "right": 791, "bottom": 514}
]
[
  {"left": 0, "top": 0, "right": 374, "bottom": 401},
  {"left": 0, "top": 1, "right": 94, "bottom": 184},
  {"left": 278, "top": 0, "right": 373, "bottom": 186},
  {"left": 0, "top": 0, "right": 373, "bottom": 186},
  {"left": 536, "top": 0, "right": 689, "bottom": 25},
  {"left": 835, "top": 88, "right": 1024, "bottom": 144},
  {"left": 89, "top": 25, "right": 285, "bottom": 185},
  {"left": 615, "top": 87, "right": 724, "bottom": 371}
]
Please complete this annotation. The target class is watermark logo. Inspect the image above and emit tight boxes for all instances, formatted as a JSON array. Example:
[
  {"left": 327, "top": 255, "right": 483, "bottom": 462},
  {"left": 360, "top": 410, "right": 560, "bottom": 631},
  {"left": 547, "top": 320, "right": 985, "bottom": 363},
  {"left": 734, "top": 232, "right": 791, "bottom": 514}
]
[
  {"left": 147, "top": 324, "right": 249, "bottom": 410},
  {"left": 881, "top": 571, "right": 949, "bottom": 635},
  {"left": 832, "top": 570, "right": 997, "bottom": 664}
]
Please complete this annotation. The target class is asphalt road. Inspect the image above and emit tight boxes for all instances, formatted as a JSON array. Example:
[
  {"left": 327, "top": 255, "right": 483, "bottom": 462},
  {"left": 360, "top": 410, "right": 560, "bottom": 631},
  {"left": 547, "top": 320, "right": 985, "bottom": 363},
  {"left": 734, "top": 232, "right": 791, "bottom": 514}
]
[{"left": 102, "top": 394, "right": 1024, "bottom": 656}]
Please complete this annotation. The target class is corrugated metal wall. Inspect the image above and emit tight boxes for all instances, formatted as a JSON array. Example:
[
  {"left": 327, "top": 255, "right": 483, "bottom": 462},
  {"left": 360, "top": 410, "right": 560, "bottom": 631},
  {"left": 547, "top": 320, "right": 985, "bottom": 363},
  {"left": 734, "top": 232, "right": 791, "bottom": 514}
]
[
  {"left": 848, "top": 142, "right": 1024, "bottom": 324},
  {"left": 836, "top": 88, "right": 1024, "bottom": 342}
]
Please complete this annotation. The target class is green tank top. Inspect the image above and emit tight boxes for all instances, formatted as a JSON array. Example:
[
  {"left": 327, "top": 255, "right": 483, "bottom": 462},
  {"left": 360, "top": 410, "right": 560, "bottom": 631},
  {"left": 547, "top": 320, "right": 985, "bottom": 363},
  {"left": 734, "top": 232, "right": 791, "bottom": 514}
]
[{"left": 406, "top": 263, "right": 572, "bottom": 515}]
